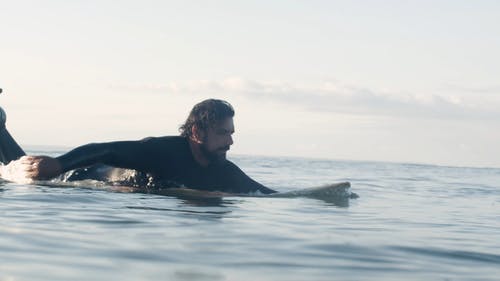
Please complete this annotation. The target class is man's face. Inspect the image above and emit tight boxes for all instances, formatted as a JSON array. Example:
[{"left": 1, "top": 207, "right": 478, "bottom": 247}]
[{"left": 200, "top": 117, "right": 235, "bottom": 163}]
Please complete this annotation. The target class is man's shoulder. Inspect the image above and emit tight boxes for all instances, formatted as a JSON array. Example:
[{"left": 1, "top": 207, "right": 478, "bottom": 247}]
[
  {"left": 140, "top": 135, "right": 187, "bottom": 145},
  {"left": 134, "top": 136, "right": 189, "bottom": 154}
]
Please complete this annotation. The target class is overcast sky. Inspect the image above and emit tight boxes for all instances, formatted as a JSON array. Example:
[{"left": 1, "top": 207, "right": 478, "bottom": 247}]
[{"left": 1, "top": 0, "right": 499, "bottom": 168}]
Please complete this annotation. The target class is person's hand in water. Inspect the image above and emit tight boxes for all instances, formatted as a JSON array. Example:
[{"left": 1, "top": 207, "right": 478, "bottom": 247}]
[{"left": 17, "top": 155, "right": 63, "bottom": 180}]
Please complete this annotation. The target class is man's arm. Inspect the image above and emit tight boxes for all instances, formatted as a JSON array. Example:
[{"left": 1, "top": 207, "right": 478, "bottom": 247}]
[
  {"left": 19, "top": 139, "right": 155, "bottom": 180},
  {"left": 223, "top": 161, "right": 277, "bottom": 194}
]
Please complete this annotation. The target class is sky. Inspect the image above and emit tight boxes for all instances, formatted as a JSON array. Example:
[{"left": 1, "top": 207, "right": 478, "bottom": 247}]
[{"left": 1, "top": 0, "right": 499, "bottom": 168}]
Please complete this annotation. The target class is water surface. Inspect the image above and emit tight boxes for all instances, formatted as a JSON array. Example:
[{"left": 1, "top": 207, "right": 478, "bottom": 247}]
[{"left": 1, "top": 152, "right": 499, "bottom": 280}]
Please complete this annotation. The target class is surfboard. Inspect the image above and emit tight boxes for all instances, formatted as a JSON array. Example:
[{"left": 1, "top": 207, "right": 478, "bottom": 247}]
[
  {"left": 107, "top": 181, "right": 358, "bottom": 208},
  {"left": 121, "top": 181, "right": 358, "bottom": 206},
  {"left": 1, "top": 174, "right": 356, "bottom": 203},
  {"left": 132, "top": 181, "right": 355, "bottom": 198}
]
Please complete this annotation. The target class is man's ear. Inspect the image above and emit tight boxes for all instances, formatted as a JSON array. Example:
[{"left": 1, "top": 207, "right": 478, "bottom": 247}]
[{"left": 191, "top": 125, "right": 205, "bottom": 144}]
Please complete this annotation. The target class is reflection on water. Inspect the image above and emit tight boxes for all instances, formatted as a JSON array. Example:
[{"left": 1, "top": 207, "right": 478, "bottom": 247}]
[{"left": 125, "top": 205, "right": 232, "bottom": 217}]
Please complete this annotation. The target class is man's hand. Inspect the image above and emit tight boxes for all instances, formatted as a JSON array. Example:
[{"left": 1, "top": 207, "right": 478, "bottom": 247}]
[{"left": 18, "top": 155, "right": 63, "bottom": 180}]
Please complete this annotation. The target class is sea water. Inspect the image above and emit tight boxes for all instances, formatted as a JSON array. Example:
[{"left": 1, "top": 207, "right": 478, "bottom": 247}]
[{"left": 0, "top": 149, "right": 499, "bottom": 281}]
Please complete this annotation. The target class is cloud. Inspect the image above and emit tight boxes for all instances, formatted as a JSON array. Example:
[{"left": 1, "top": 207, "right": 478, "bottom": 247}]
[{"left": 107, "top": 78, "right": 500, "bottom": 120}]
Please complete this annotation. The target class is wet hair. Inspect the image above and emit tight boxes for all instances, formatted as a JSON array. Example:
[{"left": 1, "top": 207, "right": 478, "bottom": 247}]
[{"left": 179, "top": 99, "right": 235, "bottom": 138}]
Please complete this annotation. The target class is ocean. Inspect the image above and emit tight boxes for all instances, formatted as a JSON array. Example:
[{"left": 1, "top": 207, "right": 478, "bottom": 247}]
[{"left": 1, "top": 149, "right": 499, "bottom": 281}]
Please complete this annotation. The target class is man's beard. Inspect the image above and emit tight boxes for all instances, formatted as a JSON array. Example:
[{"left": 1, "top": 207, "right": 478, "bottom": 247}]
[{"left": 200, "top": 144, "right": 230, "bottom": 164}]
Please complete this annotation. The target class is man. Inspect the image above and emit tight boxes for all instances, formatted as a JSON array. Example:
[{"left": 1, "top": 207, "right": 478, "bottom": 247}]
[{"left": 6, "top": 99, "right": 276, "bottom": 194}]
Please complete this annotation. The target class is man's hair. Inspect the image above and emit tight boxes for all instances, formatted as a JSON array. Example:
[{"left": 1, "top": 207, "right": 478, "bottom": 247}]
[{"left": 179, "top": 99, "right": 235, "bottom": 138}]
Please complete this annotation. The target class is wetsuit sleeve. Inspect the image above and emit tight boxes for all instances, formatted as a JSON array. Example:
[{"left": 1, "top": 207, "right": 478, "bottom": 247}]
[
  {"left": 56, "top": 139, "right": 155, "bottom": 173},
  {"left": 223, "top": 161, "right": 277, "bottom": 194}
]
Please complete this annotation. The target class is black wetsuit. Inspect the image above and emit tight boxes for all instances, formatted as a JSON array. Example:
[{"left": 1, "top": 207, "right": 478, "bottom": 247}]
[
  {"left": 56, "top": 136, "right": 276, "bottom": 194},
  {"left": 0, "top": 109, "right": 26, "bottom": 163}
]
